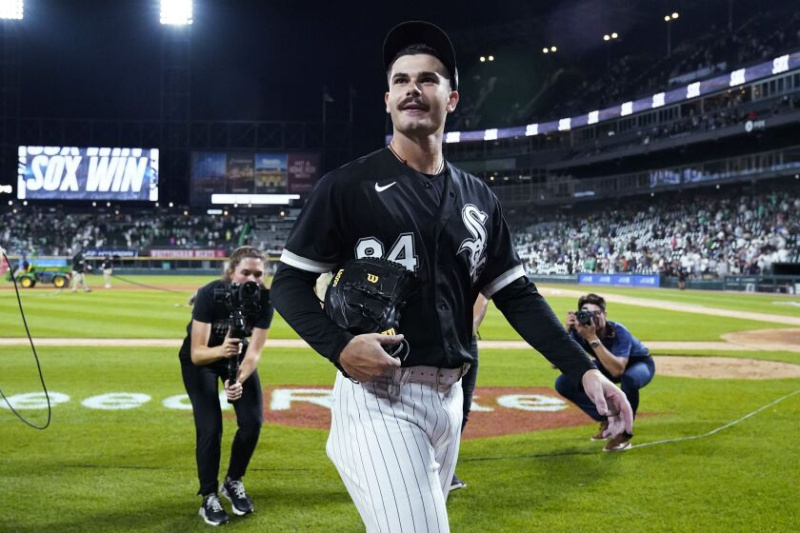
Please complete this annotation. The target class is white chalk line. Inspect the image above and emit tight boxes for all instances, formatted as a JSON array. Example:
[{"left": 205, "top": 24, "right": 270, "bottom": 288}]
[{"left": 630, "top": 388, "right": 800, "bottom": 450}]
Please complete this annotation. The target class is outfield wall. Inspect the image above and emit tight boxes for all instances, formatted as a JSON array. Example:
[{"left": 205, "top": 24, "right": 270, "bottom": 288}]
[
  {"left": 530, "top": 273, "right": 800, "bottom": 293},
  {"left": 4, "top": 255, "right": 800, "bottom": 292}
]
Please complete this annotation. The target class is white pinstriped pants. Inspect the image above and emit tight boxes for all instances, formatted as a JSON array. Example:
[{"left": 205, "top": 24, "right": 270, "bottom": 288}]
[{"left": 327, "top": 371, "right": 463, "bottom": 533}]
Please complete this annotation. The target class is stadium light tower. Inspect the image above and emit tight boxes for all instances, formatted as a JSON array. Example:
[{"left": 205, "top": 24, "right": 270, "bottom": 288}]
[
  {"left": 1, "top": 0, "right": 23, "bottom": 195},
  {"left": 603, "top": 33, "right": 620, "bottom": 67},
  {"left": 160, "top": 0, "right": 193, "bottom": 26},
  {"left": 0, "top": 0, "right": 23, "bottom": 20},
  {"left": 664, "top": 12, "right": 679, "bottom": 57}
]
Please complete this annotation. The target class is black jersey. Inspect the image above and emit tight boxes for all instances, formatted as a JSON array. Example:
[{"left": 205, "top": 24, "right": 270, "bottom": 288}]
[
  {"left": 178, "top": 279, "right": 274, "bottom": 362},
  {"left": 72, "top": 253, "right": 86, "bottom": 273},
  {"left": 280, "top": 148, "right": 525, "bottom": 369}
]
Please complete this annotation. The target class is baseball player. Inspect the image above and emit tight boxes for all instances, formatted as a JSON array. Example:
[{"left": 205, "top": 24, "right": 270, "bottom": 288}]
[
  {"left": 70, "top": 248, "right": 91, "bottom": 293},
  {"left": 271, "top": 21, "right": 634, "bottom": 532},
  {"left": 101, "top": 254, "right": 113, "bottom": 289}
]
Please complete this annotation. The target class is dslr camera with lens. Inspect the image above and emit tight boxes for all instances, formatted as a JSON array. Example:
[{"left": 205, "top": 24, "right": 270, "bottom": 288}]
[
  {"left": 213, "top": 281, "right": 266, "bottom": 401},
  {"left": 574, "top": 309, "right": 596, "bottom": 326}
]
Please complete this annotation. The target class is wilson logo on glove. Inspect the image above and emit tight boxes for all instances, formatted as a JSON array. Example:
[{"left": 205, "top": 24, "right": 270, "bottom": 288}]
[{"left": 324, "top": 257, "right": 418, "bottom": 361}]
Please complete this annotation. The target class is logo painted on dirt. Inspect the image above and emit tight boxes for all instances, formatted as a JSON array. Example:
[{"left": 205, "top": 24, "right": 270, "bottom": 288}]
[{"left": 264, "top": 386, "right": 592, "bottom": 438}]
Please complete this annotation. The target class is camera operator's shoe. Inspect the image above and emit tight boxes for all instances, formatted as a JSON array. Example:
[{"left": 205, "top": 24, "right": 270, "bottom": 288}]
[
  {"left": 603, "top": 433, "right": 632, "bottom": 453},
  {"left": 221, "top": 478, "right": 254, "bottom": 516},
  {"left": 591, "top": 420, "right": 609, "bottom": 441},
  {"left": 450, "top": 473, "right": 466, "bottom": 492},
  {"left": 199, "top": 493, "right": 229, "bottom": 526}
]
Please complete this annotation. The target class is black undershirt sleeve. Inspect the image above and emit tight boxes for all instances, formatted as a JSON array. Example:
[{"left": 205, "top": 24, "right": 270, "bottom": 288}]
[
  {"left": 270, "top": 262, "right": 354, "bottom": 370},
  {"left": 492, "top": 276, "right": 596, "bottom": 384}
]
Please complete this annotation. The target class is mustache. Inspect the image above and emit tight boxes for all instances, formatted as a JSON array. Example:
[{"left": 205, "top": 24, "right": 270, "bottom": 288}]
[{"left": 399, "top": 97, "right": 429, "bottom": 110}]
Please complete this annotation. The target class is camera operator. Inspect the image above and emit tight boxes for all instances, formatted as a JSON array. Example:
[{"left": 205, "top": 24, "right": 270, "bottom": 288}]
[
  {"left": 555, "top": 293, "right": 655, "bottom": 452},
  {"left": 178, "top": 246, "right": 274, "bottom": 526}
]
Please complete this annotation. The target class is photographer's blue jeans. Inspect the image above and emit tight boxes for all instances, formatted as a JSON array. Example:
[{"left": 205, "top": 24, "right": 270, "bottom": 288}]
[
  {"left": 554, "top": 357, "right": 656, "bottom": 421},
  {"left": 181, "top": 360, "right": 263, "bottom": 496}
]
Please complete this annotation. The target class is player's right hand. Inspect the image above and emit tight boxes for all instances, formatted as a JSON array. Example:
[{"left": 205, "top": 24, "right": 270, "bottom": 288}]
[
  {"left": 219, "top": 333, "right": 241, "bottom": 359},
  {"left": 339, "top": 333, "right": 404, "bottom": 382}
]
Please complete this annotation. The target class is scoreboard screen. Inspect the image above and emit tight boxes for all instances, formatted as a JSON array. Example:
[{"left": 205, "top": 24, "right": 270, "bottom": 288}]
[{"left": 17, "top": 146, "right": 159, "bottom": 202}]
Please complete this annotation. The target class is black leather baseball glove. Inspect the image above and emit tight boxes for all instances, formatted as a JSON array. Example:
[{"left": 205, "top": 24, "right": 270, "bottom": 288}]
[{"left": 324, "top": 257, "right": 418, "bottom": 360}]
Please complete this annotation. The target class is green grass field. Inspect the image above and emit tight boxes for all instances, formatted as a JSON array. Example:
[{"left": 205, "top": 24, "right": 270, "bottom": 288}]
[{"left": 1, "top": 276, "right": 799, "bottom": 532}]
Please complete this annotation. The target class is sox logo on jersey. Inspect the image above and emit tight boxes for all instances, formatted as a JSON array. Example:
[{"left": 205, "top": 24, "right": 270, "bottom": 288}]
[{"left": 458, "top": 204, "right": 488, "bottom": 283}]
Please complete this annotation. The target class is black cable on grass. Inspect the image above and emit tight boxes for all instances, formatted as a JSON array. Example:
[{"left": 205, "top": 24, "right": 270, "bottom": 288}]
[
  {"left": 0, "top": 250, "right": 52, "bottom": 430},
  {"left": 463, "top": 448, "right": 600, "bottom": 462},
  {"left": 110, "top": 273, "right": 187, "bottom": 293}
]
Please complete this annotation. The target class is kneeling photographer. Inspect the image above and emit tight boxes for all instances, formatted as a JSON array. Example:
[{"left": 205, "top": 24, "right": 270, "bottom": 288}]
[
  {"left": 178, "top": 246, "right": 274, "bottom": 526},
  {"left": 555, "top": 293, "right": 655, "bottom": 452}
]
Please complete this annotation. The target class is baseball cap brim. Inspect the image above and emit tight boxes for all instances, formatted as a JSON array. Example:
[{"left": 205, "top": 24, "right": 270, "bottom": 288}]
[{"left": 383, "top": 21, "right": 458, "bottom": 91}]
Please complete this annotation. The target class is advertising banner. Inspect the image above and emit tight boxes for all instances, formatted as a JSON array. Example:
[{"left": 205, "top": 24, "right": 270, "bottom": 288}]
[
  {"left": 226, "top": 153, "right": 255, "bottom": 194},
  {"left": 84, "top": 249, "right": 139, "bottom": 258},
  {"left": 149, "top": 249, "right": 227, "bottom": 258},
  {"left": 578, "top": 273, "right": 660, "bottom": 287},
  {"left": 255, "top": 153, "right": 288, "bottom": 193},
  {"left": 287, "top": 153, "right": 320, "bottom": 194},
  {"left": 190, "top": 151, "right": 320, "bottom": 205}
]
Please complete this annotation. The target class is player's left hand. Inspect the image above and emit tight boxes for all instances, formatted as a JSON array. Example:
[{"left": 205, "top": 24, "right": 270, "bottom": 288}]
[
  {"left": 224, "top": 379, "right": 243, "bottom": 402},
  {"left": 581, "top": 369, "right": 634, "bottom": 438}
]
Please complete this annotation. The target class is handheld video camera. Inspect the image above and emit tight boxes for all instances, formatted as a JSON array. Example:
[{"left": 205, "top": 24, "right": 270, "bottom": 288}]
[
  {"left": 574, "top": 309, "right": 596, "bottom": 327},
  {"left": 213, "top": 281, "right": 264, "bottom": 402}
]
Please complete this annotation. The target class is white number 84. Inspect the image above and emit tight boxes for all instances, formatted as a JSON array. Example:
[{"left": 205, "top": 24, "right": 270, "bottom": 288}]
[{"left": 355, "top": 233, "right": 418, "bottom": 272}]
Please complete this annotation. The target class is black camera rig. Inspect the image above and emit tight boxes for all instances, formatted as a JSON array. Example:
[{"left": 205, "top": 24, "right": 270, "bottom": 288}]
[{"left": 213, "top": 281, "right": 264, "bottom": 402}]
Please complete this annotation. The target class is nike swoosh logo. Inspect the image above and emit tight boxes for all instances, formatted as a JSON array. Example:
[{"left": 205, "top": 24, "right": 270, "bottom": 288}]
[{"left": 375, "top": 182, "right": 397, "bottom": 193}]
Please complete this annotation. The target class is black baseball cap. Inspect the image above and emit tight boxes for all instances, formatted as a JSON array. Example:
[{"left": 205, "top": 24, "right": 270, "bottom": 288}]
[{"left": 383, "top": 21, "right": 459, "bottom": 91}]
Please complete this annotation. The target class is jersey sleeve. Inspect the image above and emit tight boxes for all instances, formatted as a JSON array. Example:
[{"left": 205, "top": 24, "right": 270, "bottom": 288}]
[
  {"left": 478, "top": 197, "right": 526, "bottom": 298},
  {"left": 280, "top": 174, "right": 344, "bottom": 273}
]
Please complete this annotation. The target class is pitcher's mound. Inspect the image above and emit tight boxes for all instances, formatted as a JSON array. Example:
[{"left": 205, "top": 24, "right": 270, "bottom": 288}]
[
  {"left": 722, "top": 329, "right": 800, "bottom": 352},
  {"left": 655, "top": 356, "right": 800, "bottom": 379}
]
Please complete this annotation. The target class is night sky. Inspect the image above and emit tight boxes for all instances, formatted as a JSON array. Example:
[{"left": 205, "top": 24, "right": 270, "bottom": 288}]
[{"left": 6, "top": 0, "right": 772, "bottom": 156}]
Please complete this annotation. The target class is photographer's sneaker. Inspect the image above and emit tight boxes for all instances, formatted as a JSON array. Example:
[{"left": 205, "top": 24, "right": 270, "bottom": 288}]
[
  {"left": 450, "top": 473, "right": 466, "bottom": 492},
  {"left": 221, "top": 478, "right": 254, "bottom": 516},
  {"left": 603, "top": 433, "right": 632, "bottom": 453},
  {"left": 591, "top": 420, "right": 609, "bottom": 441},
  {"left": 199, "top": 493, "right": 228, "bottom": 526}
]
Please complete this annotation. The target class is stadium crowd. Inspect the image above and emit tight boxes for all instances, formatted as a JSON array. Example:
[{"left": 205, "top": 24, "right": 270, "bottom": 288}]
[
  {"left": 550, "top": 6, "right": 800, "bottom": 123},
  {"left": 511, "top": 184, "right": 800, "bottom": 278},
  {"left": 0, "top": 209, "right": 266, "bottom": 257},
  {"left": 3, "top": 182, "right": 797, "bottom": 283},
  {"left": 451, "top": 3, "right": 800, "bottom": 132}
]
